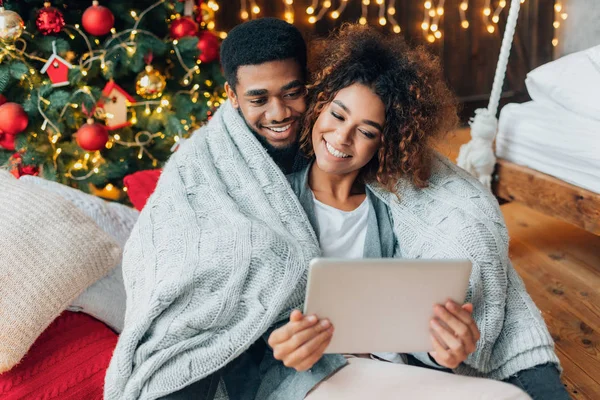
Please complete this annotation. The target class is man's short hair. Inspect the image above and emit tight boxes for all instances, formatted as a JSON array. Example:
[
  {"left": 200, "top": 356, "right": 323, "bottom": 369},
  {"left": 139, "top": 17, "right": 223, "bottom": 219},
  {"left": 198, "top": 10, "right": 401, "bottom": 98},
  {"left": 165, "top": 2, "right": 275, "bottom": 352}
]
[{"left": 220, "top": 18, "right": 307, "bottom": 90}]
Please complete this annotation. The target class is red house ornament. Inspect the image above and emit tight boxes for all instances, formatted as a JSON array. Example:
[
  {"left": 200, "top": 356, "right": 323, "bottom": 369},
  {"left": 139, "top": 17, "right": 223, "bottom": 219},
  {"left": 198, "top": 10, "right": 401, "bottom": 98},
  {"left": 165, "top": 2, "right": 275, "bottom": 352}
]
[
  {"left": 97, "top": 80, "right": 137, "bottom": 130},
  {"left": 40, "top": 41, "right": 72, "bottom": 87}
]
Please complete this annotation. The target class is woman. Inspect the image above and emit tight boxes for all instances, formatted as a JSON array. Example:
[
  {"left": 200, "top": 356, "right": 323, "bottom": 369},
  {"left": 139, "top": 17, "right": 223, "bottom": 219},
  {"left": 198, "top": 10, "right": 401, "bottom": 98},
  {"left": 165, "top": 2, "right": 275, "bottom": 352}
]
[{"left": 266, "top": 24, "right": 568, "bottom": 400}]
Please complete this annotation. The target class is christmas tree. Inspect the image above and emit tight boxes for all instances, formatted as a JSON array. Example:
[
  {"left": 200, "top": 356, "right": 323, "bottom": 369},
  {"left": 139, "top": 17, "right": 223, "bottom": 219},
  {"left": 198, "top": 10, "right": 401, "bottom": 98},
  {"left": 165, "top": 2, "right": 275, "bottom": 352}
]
[{"left": 0, "top": 0, "right": 225, "bottom": 201}]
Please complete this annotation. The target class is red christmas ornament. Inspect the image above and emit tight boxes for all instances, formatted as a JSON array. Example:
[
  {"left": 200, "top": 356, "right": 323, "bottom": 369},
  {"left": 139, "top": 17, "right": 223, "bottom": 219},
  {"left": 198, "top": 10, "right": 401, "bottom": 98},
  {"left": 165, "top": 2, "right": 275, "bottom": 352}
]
[
  {"left": 0, "top": 94, "right": 7, "bottom": 107},
  {"left": 36, "top": 2, "right": 65, "bottom": 35},
  {"left": 196, "top": 30, "right": 220, "bottom": 64},
  {"left": 0, "top": 131, "right": 16, "bottom": 151},
  {"left": 82, "top": 1, "right": 114, "bottom": 36},
  {"left": 76, "top": 119, "right": 109, "bottom": 151},
  {"left": 9, "top": 153, "right": 39, "bottom": 178},
  {"left": 170, "top": 16, "right": 198, "bottom": 40},
  {"left": 0, "top": 102, "right": 29, "bottom": 136}
]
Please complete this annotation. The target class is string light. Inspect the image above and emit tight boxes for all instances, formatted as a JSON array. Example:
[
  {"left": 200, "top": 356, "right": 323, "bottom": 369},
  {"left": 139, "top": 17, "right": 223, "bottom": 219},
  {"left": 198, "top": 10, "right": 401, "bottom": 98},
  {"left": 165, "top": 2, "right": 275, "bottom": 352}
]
[
  {"left": 553, "top": 3, "right": 566, "bottom": 47},
  {"left": 458, "top": 0, "right": 469, "bottom": 28},
  {"left": 491, "top": 0, "right": 505, "bottom": 26},
  {"left": 284, "top": 0, "right": 295, "bottom": 23},
  {"left": 330, "top": 0, "right": 348, "bottom": 20},
  {"left": 422, "top": 0, "right": 444, "bottom": 42},
  {"left": 303, "top": 0, "right": 400, "bottom": 33},
  {"left": 111, "top": 130, "right": 163, "bottom": 163},
  {"left": 66, "top": 150, "right": 106, "bottom": 181}
]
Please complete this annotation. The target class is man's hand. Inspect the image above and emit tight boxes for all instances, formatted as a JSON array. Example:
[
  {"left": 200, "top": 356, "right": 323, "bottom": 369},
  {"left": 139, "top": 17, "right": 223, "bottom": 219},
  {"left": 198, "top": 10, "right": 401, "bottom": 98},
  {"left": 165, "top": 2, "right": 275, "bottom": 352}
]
[
  {"left": 428, "top": 301, "right": 480, "bottom": 369},
  {"left": 268, "top": 310, "right": 334, "bottom": 372}
]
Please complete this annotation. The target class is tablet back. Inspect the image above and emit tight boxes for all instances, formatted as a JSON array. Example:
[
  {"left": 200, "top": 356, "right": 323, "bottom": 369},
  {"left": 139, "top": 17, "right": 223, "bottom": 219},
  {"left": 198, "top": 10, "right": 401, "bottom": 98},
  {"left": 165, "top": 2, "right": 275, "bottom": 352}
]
[{"left": 303, "top": 258, "right": 472, "bottom": 354}]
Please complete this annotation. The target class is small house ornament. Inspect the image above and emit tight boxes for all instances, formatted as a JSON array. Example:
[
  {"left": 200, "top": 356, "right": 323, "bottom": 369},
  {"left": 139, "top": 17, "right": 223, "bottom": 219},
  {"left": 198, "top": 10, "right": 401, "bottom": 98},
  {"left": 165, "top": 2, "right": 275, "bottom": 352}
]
[
  {"left": 97, "top": 80, "right": 136, "bottom": 130},
  {"left": 40, "top": 41, "right": 72, "bottom": 87}
]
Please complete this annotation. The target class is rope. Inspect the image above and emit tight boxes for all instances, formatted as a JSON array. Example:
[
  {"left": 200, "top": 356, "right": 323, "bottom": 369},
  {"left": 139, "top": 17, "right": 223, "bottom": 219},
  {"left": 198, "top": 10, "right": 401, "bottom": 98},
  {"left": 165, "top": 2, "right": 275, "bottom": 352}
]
[
  {"left": 456, "top": 0, "right": 522, "bottom": 189},
  {"left": 489, "top": 0, "right": 522, "bottom": 115}
]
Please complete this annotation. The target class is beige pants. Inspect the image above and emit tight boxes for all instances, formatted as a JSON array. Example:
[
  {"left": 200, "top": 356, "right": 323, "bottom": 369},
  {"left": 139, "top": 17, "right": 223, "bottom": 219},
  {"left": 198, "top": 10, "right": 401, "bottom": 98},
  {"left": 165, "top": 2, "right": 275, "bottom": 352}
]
[{"left": 305, "top": 357, "right": 531, "bottom": 400}]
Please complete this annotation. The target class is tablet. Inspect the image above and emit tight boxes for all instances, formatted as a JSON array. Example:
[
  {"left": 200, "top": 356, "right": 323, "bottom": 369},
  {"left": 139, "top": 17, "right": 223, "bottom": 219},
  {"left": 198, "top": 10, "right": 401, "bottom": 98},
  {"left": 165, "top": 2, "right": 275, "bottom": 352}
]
[{"left": 303, "top": 258, "right": 472, "bottom": 354}]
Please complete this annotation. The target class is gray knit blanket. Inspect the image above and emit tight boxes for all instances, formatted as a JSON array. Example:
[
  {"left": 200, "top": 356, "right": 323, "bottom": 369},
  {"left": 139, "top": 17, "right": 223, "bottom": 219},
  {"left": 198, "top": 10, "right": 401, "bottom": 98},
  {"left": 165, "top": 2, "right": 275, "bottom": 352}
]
[
  {"left": 105, "top": 101, "right": 321, "bottom": 399},
  {"left": 105, "top": 101, "right": 558, "bottom": 400}
]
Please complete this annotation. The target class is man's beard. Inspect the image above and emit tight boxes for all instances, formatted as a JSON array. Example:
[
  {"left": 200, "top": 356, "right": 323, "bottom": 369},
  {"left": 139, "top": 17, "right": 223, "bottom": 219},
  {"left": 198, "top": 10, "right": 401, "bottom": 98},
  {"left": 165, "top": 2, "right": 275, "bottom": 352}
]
[{"left": 237, "top": 108, "right": 300, "bottom": 174}]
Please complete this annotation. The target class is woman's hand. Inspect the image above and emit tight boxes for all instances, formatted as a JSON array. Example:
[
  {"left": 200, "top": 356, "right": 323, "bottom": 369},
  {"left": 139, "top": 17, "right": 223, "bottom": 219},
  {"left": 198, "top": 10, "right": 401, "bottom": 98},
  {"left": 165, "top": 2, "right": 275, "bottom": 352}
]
[
  {"left": 268, "top": 310, "right": 334, "bottom": 372},
  {"left": 428, "top": 300, "right": 480, "bottom": 369}
]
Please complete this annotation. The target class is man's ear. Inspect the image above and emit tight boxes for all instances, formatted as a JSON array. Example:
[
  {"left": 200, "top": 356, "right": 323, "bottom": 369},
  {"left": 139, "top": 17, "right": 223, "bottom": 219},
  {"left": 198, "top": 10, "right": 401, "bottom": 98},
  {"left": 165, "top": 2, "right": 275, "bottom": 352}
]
[{"left": 224, "top": 82, "right": 239, "bottom": 108}]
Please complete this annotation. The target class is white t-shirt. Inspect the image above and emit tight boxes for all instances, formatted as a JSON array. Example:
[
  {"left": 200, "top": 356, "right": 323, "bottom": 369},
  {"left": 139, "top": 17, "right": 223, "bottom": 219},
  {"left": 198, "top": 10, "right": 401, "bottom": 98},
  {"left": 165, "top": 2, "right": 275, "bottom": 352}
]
[
  {"left": 312, "top": 194, "right": 369, "bottom": 259},
  {"left": 311, "top": 193, "right": 439, "bottom": 367}
]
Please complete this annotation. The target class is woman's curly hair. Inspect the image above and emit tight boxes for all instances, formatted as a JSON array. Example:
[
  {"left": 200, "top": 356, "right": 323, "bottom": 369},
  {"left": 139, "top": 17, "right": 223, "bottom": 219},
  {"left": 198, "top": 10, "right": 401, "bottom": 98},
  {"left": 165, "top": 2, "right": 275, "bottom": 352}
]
[{"left": 300, "top": 24, "right": 459, "bottom": 192}]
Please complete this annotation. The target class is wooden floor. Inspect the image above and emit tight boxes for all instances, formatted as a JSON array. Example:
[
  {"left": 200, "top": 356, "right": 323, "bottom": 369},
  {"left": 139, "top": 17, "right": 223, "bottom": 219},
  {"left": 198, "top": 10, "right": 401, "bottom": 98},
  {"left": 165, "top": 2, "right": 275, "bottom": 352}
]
[
  {"left": 504, "top": 203, "right": 600, "bottom": 399},
  {"left": 439, "top": 129, "right": 600, "bottom": 399}
]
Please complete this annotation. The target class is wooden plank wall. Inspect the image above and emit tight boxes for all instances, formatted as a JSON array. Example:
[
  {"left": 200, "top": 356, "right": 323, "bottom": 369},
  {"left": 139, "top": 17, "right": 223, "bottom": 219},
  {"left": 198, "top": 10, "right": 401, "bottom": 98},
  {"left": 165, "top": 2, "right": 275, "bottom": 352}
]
[{"left": 213, "top": 0, "right": 556, "bottom": 120}]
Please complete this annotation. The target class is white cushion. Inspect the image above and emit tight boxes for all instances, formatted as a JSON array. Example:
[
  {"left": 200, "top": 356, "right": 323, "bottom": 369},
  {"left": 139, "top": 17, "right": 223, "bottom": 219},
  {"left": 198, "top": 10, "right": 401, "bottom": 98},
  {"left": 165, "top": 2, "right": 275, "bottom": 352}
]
[
  {"left": 0, "top": 170, "right": 121, "bottom": 372},
  {"left": 20, "top": 176, "right": 139, "bottom": 332},
  {"left": 525, "top": 44, "right": 600, "bottom": 121}
]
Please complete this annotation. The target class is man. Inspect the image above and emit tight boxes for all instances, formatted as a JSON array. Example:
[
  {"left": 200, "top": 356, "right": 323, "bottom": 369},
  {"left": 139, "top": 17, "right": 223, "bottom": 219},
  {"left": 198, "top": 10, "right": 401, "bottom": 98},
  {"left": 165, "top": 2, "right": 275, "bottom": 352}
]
[
  {"left": 166, "top": 18, "right": 312, "bottom": 399},
  {"left": 105, "top": 18, "right": 327, "bottom": 400},
  {"left": 222, "top": 18, "right": 308, "bottom": 174}
]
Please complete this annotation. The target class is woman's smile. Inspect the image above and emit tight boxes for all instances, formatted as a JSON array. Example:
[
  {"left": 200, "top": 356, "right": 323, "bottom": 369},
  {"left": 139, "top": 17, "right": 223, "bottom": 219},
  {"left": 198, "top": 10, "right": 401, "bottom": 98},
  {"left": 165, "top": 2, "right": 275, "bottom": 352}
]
[{"left": 323, "top": 139, "right": 352, "bottom": 159}]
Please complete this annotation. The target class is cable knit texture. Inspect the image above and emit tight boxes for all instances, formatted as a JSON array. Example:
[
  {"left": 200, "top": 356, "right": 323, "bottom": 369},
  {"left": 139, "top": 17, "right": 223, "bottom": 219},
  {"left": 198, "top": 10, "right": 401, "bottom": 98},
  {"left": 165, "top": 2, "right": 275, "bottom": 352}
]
[
  {"left": 368, "top": 155, "right": 559, "bottom": 379},
  {"left": 20, "top": 175, "right": 139, "bottom": 332},
  {"left": 0, "top": 311, "right": 118, "bottom": 399},
  {"left": 0, "top": 170, "right": 121, "bottom": 373},
  {"left": 105, "top": 101, "right": 558, "bottom": 400}
]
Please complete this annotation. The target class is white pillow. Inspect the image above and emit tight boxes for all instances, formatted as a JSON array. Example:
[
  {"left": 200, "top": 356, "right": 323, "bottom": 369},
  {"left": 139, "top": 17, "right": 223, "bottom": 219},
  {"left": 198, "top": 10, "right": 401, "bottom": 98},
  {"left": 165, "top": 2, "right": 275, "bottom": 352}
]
[
  {"left": 0, "top": 170, "right": 121, "bottom": 372},
  {"left": 20, "top": 176, "right": 139, "bottom": 332},
  {"left": 525, "top": 44, "right": 600, "bottom": 121}
]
